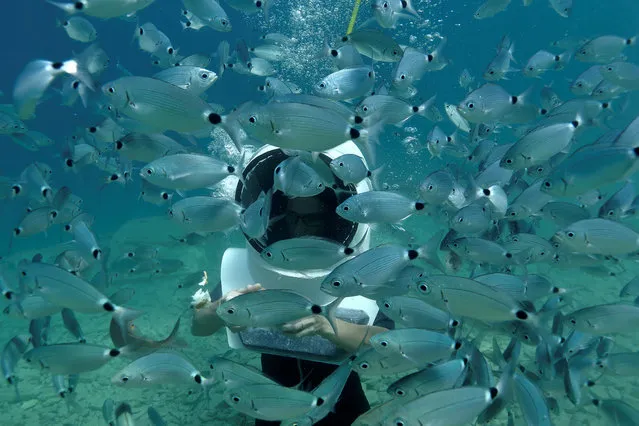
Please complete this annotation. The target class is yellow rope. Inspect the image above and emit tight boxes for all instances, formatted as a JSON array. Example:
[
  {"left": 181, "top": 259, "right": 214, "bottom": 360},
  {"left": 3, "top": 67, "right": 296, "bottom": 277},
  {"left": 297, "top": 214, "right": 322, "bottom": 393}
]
[{"left": 346, "top": 0, "right": 362, "bottom": 35}]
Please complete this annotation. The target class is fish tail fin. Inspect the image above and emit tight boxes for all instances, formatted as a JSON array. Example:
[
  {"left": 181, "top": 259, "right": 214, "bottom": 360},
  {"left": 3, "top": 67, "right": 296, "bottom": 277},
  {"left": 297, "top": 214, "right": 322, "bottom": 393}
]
[
  {"left": 417, "top": 230, "right": 446, "bottom": 272},
  {"left": 324, "top": 296, "right": 344, "bottom": 336},
  {"left": 47, "top": 1, "right": 78, "bottom": 14},
  {"left": 355, "top": 122, "right": 382, "bottom": 167},
  {"left": 368, "top": 164, "right": 385, "bottom": 191},
  {"left": 415, "top": 94, "right": 437, "bottom": 118}
]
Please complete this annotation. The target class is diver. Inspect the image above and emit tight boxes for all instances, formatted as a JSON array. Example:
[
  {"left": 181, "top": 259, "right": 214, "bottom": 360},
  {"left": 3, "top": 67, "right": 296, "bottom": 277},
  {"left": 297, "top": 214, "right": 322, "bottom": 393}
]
[{"left": 191, "top": 142, "right": 393, "bottom": 425}]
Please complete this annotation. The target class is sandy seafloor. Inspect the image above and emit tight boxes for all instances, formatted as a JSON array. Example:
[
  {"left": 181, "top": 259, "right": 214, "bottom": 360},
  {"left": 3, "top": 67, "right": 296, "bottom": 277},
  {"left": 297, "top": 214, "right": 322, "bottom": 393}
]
[{"left": 0, "top": 212, "right": 638, "bottom": 426}]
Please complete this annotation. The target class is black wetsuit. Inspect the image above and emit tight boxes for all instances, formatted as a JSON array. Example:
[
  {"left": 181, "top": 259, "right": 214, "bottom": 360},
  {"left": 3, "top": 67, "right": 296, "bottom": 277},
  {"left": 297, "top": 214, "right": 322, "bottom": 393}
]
[{"left": 256, "top": 313, "right": 394, "bottom": 426}]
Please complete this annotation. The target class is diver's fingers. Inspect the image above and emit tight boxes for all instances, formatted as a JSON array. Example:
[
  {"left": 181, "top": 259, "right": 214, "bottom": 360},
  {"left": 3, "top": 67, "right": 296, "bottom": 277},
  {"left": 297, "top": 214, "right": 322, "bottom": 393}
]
[
  {"left": 293, "top": 324, "right": 320, "bottom": 338},
  {"left": 281, "top": 316, "right": 314, "bottom": 333}
]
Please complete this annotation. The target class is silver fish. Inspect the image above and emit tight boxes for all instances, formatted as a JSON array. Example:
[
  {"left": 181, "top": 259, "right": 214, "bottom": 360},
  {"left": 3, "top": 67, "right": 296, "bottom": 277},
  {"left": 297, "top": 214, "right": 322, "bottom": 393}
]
[
  {"left": 566, "top": 303, "right": 639, "bottom": 334},
  {"left": 474, "top": 0, "right": 511, "bottom": 19},
  {"left": 378, "top": 295, "right": 457, "bottom": 331},
  {"left": 58, "top": 16, "right": 97, "bottom": 42},
  {"left": 321, "top": 43, "right": 364, "bottom": 70},
  {"left": 47, "top": 0, "right": 155, "bottom": 19},
  {"left": 261, "top": 237, "right": 357, "bottom": 270},
  {"left": 484, "top": 35, "right": 517, "bottom": 81},
  {"left": 343, "top": 189, "right": 425, "bottom": 222},
  {"left": 217, "top": 289, "right": 341, "bottom": 332},
  {"left": 523, "top": 50, "right": 570, "bottom": 78},
  {"left": 13, "top": 59, "right": 93, "bottom": 119},
  {"left": 168, "top": 196, "right": 241, "bottom": 234},
  {"left": 25, "top": 343, "right": 124, "bottom": 374},
  {"left": 457, "top": 83, "right": 526, "bottom": 124},
  {"left": 315, "top": 66, "right": 375, "bottom": 101},
  {"left": 601, "top": 61, "right": 639, "bottom": 90},
  {"left": 273, "top": 157, "right": 326, "bottom": 198},
  {"left": 208, "top": 356, "right": 277, "bottom": 389},
  {"left": 183, "top": 0, "right": 231, "bottom": 32},
  {"left": 570, "top": 65, "right": 604, "bottom": 95},
  {"left": 370, "top": 328, "right": 460, "bottom": 365},
  {"left": 387, "top": 358, "right": 467, "bottom": 398},
  {"left": 140, "top": 180, "right": 174, "bottom": 206},
  {"left": 224, "top": 383, "right": 318, "bottom": 421},
  {"left": 240, "top": 190, "right": 272, "bottom": 240},
  {"left": 112, "top": 351, "right": 212, "bottom": 387},
  {"left": 342, "top": 29, "right": 403, "bottom": 62},
  {"left": 141, "top": 153, "right": 236, "bottom": 191},
  {"left": 541, "top": 145, "right": 639, "bottom": 197},
  {"left": 102, "top": 76, "right": 220, "bottom": 133},
  {"left": 576, "top": 35, "right": 637, "bottom": 63},
  {"left": 552, "top": 218, "right": 639, "bottom": 255}
]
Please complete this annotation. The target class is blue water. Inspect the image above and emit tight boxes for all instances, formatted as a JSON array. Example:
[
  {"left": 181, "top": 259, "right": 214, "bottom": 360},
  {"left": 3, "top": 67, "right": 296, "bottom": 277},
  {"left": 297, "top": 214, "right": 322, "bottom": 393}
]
[{"left": 2, "top": 0, "right": 639, "bottom": 424}]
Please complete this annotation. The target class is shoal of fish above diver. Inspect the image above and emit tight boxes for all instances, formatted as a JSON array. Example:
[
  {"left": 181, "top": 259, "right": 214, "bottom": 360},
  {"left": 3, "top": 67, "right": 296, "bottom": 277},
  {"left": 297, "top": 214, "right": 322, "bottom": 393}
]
[{"left": 3, "top": 0, "right": 639, "bottom": 424}]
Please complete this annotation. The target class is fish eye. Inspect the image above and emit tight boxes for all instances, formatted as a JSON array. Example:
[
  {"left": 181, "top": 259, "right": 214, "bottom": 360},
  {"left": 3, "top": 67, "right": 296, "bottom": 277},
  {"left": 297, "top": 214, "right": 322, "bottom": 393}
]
[
  {"left": 138, "top": 28, "right": 144, "bottom": 35},
  {"left": 146, "top": 169, "right": 153, "bottom": 175},
  {"left": 362, "top": 106, "right": 368, "bottom": 112},
  {"left": 607, "top": 66, "right": 613, "bottom": 71},
  {"left": 379, "top": 340, "right": 388, "bottom": 347},
  {"left": 107, "top": 87, "right": 115, "bottom": 94},
  {"left": 543, "top": 181, "right": 551, "bottom": 188},
  {"left": 201, "top": 73, "right": 208, "bottom": 79},
  {"left": 265, "top": 251, "right": 273, "bottom": 258},
  {"left": 359, "top": 362, "right": 369, "bottom": 369},
  {"left": 342, "top": 206, "right": 349, "bottom": 211},
  {"left": 221, "top": 20, "right": 228, "bottom": 26},
  {"left": 457, "top": 217, "right": 463, "bottom": 222},
  {"left": 231, "top": 395, "right": 240, "bottom": 403},
  {"left": 428, "top": 185, "right": 433, "bottom": 190},
  {"left": 319, "top": 82, "right": 326, "bottom": 89},
  {"left": 248, "top": 116, "right": 257, "bottom": 124},
  {"left": 466, "top": 102, "right": 474, "bottom": 110},
  {"left": 338, "top": 162, "right": 344, "bottom": 167},
  {"left": 383, "top": 1, "right": 389, "bottom": 7},
  {"left": 576, "top": 82, "right": 583, "bottom": 87},
  {"left": 566, "top": 232, "right": 575, "bottom": 238},
  {"left": 167, "top": 47, "right": 174, "bottom": 54},
  {"left": 332, "top": 280, "right": 341, "bottom": 287},
  {"left": 395, "top": 389, "right": 405, "bottom": 396},
  {"left": 418, "top": 283, "right": 430, "bottom": 293},
  {"left": 505, "top": 159, "right": 513, "bottom": 164},
  {"left": 399, "top": 74, "right": 406, "bottom": 80},
  {"left": 570, "top": 318, "right": 576, "bottom": 325},
  {"left": 121, "top": 376, "right": 129, "bottom": 383},
  {"left": 226, "top": 308, "right": 235, "bottom": 314},
  {"left": 488, "top": 70, "right": 495, "bottom": 75},
  {"left": 528, "top": 66, "right": 534, "bottom": 71},
  {"left": 383, "top": 302, "right": 390, "bottom": 308}
]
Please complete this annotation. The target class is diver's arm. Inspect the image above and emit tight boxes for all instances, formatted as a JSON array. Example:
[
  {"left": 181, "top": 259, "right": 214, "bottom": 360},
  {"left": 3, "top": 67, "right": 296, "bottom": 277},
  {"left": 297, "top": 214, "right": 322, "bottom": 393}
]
[{"left": 282, "top": 316, "right": 387, "bottom": 353}]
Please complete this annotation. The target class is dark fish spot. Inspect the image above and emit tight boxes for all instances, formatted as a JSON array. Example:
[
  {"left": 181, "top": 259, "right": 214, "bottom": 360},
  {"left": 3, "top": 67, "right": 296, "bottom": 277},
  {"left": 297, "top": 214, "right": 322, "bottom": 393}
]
[
  {"left": 316, "top": 397, "right": 324, "bottom": 406},
  {"left": 110, "top": 174, "right": 118, "bottom": 181},
  {"left": 593, "top": 399, "right": 600, "bottom": 406},
  {"left": 354, "top": 115, "right": 363, "bottom": 124},
  {"left": 311, "top": 305, "right": 322, "bottom": 314},
  {"left": 633, "top": 147, "right": 639, "bottom": 157},
  {"left": 540, "top": 108, "right": 548, "bottom": 115},
  {"left": 407, "top": 249, "right": 418, "bottom": 260},
  {"left": 12, "top": 185, "right": 21, "bottom": 195},
  {"left": 366, "top": 170, "right": 372, "bottom": 177},
  {"left": 571, "top": 120, "right": 579, "bottom": 128},
  {"left": 13, "top": 228, "right": 21, "bottom": 236},
  {"left": 505, "top": 252, "right": 512, "bottom": 258},
  {"left": 194, "top": 374, "right": 202, "bottom": 384},
  {"left": 341, "top": 36, "right": 348, "bottom": 42},
  {"left": 168, "top": 47, "right": 174, "bottom": 55},
  {"left": 72, "top": 81, "right": 80, "bottom": 89},
  {"left": 427, "top": 54, "right": 434, "bottom": 62},
  {"left": 412, "top": 106, "right": 419, "bottom": 113},
  {"left": 228, "top": 166, "right": 235, "bottom": 174},
  {"left": 454, "top": 341, "right": 462, "bottom": 350},
  {"left": 586, "top": 380, "right": 595, "bottom": 387},
  {"left": 103, "top": 302, "right": 115, "bottom": 312},
  {"left": 89, "top": 126, "right": 97, "bottom": 133},
  {"left": 116, "top": 141, "right": 123, "bottom": 150},
  {"left": 511, "top": 96, "right": 518, "bottom": 105},
  {"left": 515, "top": 310, "right": 528, "bottom": 320},
  {"left": 482, "top": 188, "right": 490, "bottom": 196},
  {"left": 92, "top": 249, "right": 102, "bottom": 259},
  {"left": 162, "top": 192, "right": 169, "bottom": 200},
  {"left": 275, "top": 166, "right": 281, "bottom": 174},
  {"left": 66, "top": 159, "right": 74, "bottom": 168},
  {"left": 489, "top": 387, "right": 498, "bottom": 399},
  {"left": 330, "top": 49, "right": 338, "bottom": 57},
  {"left": 344, "top": 247, "right": 354, "bottom": 255},
  {"left": 50, "top": 211, "right": 58, "bottom": 219},
  {"left": 602, "top": 102, "right": 610, "bottom": 109},
  {"left": 208, "top": 113, "right": 222, "bottom": 124},
  {"left": 349, "top": 128, "right": 360, "bottom": 139},
  {"left": 52, "top": 62, "right": 64, "bottom": 69},
  {"left": 109, "top": 349, "right": 120, "bottom": 357},
  {"left": 451, "top": 320, "right": 460, "bottom": 327},
  {"left": 415, "top": 202, "right": 425, "bottom": 211}
]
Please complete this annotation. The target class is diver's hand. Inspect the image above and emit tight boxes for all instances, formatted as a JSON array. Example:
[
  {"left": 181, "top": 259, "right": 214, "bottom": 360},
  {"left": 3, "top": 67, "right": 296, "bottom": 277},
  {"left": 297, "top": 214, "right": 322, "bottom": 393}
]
[
  {"left": 281, "top": 315, "right": 333, "bottom": 338},
  {"left": 220, "top": 283, "right": 263, "bottom": 333}
]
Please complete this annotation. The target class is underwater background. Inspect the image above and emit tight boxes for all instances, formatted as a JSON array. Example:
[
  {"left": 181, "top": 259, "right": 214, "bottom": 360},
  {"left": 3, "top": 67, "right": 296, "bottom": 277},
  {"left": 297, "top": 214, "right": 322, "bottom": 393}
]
[{"left": 1, "top": 0, "right": 639, "bottom": 424}]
